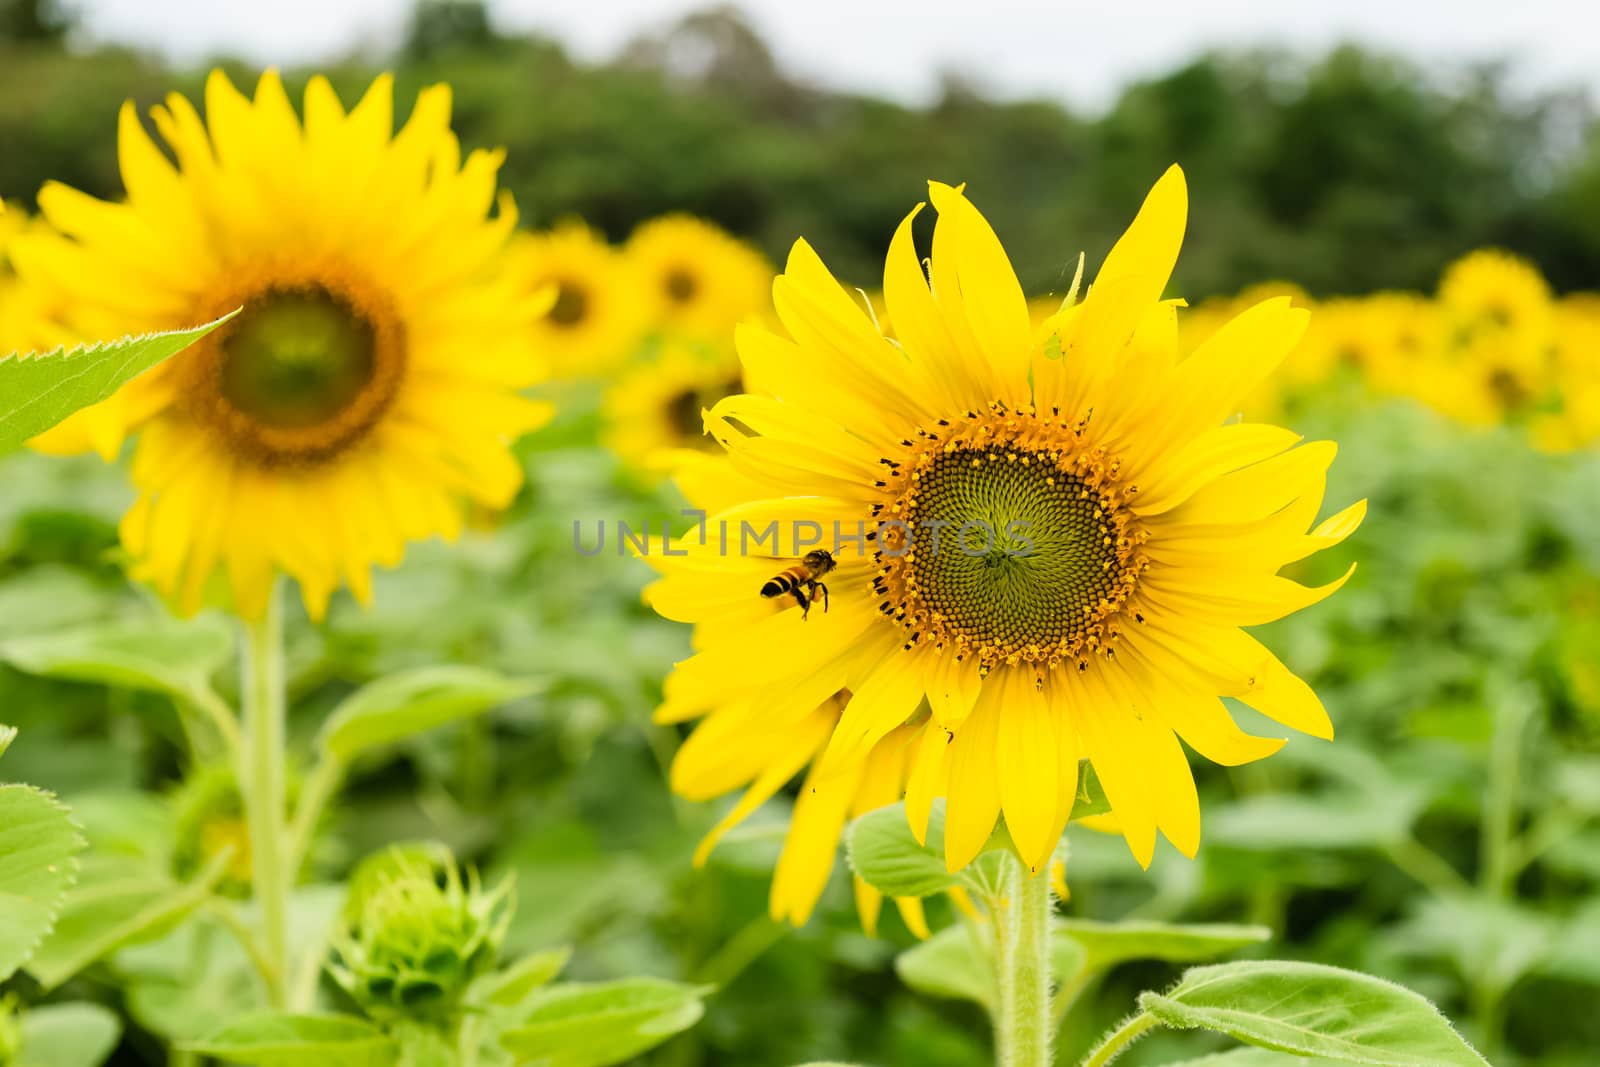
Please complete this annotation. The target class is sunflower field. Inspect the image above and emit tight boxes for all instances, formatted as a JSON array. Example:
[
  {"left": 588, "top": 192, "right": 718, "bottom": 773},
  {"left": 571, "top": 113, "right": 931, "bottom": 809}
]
[{"left": 1, "top": 4, "right": 1598, "bottom": 1067}]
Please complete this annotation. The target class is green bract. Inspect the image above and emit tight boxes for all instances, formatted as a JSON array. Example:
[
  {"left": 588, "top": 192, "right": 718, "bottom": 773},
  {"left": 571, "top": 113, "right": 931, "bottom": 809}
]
[{"left": 331, "top": 847, "right": 513, "bottom": 1024}]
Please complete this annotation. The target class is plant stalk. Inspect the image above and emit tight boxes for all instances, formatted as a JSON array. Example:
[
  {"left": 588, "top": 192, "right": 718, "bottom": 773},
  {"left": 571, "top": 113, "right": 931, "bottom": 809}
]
[
  {"left": 241, "top": 582, "right": 289, "bottom": 1007},
  {"left": 996, "top": 851, "right": 1053, "bottom": 1067}
]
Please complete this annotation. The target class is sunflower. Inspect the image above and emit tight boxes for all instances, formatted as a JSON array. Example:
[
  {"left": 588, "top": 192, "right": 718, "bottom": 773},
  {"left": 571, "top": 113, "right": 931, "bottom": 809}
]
[
  {"left": 601, "top": 339, "right": 742, "bottom": 476},
  {"left": 626, "top": 214, "right": 772, "bottom": 341},
  {"left": 1432, "top": 249, "right": 1554, "bottom": 421},
  {"left": 645, "top": 167, "right": 1363, "bottom": 875},
  {"left": 1531, "top": 295, "right": 1600, "bottom": 452},
  {"left": 11, "top": 70, "right": 549, "bottom": 620},
  {"left": 510, "top": 219, "right": 644, "bottom": 378},
  {"left": 0, "top": 202, "right": 71, "bottom": 353}
]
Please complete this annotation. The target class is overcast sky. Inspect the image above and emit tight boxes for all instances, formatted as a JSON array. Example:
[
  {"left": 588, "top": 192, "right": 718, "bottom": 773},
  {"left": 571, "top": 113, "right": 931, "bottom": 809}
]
[{"left": 70, "top": 0, "right": 1599, "bottom": 110}]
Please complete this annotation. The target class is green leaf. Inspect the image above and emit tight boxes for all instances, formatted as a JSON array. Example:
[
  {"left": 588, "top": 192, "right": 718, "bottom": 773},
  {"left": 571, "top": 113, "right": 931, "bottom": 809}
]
[
  {"left": 1058, "top": 920, "right": 1271, "bottom": 974},
  {"left": 1141, "top": 960, "right": 1490, "bottom": 1067},
  {"left": 16, "top": 1003, "right": 122, "bottom": 1067},
  {"left": 316, "top": 666, "right": 539, "bottom": 764},
  {"left": 0, "top": 314, "right": 235, "bottom": 455},
  {"left": 499, "top": 978, "right": 708, "bottom": 1067},
  {"left": 0, "top": 614, "right": 233, "bottom": 706},
  {"left": 474, "top": 947, "right": 574, "bottom": 1009},
  {"left": 1206, "top": 792, "right": 1425, "bottom": 852},
  {"left": 0, "top": 724, "right": 16, "bottom": 760},
  {"left": 0, "top": 783, "right": 86, "bottom": 981},
  {"left": 846, "top": 801, "right": 953, "bottom": 899},
  {"left": 895, "top": 923, "right": 994, "bottom": 1009},
  {"left": 1154, "top": 1051, "right": 1352, "bottom": 1066},
  {"left": 184, "top": 1013, "right": 398, "bottom": 1067},
  {"left": 27, "top": 849, "right": 232, "bottom": 990}
]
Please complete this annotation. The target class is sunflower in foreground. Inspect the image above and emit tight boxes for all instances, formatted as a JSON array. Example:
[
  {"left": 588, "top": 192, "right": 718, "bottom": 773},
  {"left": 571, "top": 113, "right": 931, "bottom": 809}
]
[
  {"left": 626, "top": 214, "right": 772, "bottom": 342},
  {"left": 510, "top": 219, "right": 644, "bottom": 378},
  {"left": 13, "top": 70, "right": 549, "bottom": 619},
  {"left": 646, "top": 166, "right": 1364, "bottom": 877}
]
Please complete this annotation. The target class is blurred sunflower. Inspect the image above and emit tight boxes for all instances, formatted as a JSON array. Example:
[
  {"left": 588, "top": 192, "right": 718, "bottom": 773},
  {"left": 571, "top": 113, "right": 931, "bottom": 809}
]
[
  {"left": 0, "top": 201, "right": 71, "bottom": 352},
  {"left": 12, "top": 70, "right": 550, "bottom": 620},
  {"left": 601, "top": 339, "right": 741, "bottom": 475},
  {"left": 646, "top": 167, "right": 1363, "bottom": 874},
  {"left": 1433, "top": 248, "right": 1554, "bottom": 421},
  {"left": 1531, "top": 295, "right": 1600, "bottom": 452},
  {"left": 626, "top": 214, "right": 772, "bottom": 341},
  {"left": 511, "top": 219, "right": 644, "bottom": 378}
]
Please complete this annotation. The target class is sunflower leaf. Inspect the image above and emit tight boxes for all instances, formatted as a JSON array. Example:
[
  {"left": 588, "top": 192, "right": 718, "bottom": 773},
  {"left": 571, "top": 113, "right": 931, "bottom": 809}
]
[
  {"left": 182, "top": 1012, "right": 398, "bottom": 1067},
  {"left": 0, "top": 313, "right": 235, "bottom": 455},
  {"left": 26, "top": 849, "right": 232, "bottom": 991},
  {"left": 846, "top": 801, "right": 954, "bottom": 899},
  {"left": 1058, "top": 919, "right": 1271, "bottom": 973},
  {"left": 497, "top": 978, "right": 709, "bottom": 1067},
  {"left": 15, "top": 1002, "right": 123, "bottom": 1067},
  {"left": 0, "top": 614, "right": 233, "bottom": 707},
  {"left": 0, "top": 781, "right": 87, "bottom": 981},
  {"left": 1140, "top": 960, "right": 1491, "bottom": 1066},
  {"left": 316, "top": 665, "right": 540, "bottom": 764}
]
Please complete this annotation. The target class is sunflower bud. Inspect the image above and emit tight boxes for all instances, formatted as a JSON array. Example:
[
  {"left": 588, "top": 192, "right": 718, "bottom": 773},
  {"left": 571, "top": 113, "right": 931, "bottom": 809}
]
[{"left": 331, "top": 845, "right": 513, "bottom": 1024}]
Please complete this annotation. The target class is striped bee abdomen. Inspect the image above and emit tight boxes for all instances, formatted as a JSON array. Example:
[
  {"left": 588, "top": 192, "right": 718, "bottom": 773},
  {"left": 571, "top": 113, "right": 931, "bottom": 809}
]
[{"left": 761, "top": 573, "right": 796, "bottom": 598}]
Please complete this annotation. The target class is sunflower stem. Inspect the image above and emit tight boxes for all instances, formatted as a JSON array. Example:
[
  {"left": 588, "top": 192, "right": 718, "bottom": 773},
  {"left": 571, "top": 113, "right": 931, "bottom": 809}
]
[
  {"left": 241, "top": 582, "right": 290, "bottom": 1008},
  {"left": 996, "top": 850, "right": 1053, "bottom": 1067}
]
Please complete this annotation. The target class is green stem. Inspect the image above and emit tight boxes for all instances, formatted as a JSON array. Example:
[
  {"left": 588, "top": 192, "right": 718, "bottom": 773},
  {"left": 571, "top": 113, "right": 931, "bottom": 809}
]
[
  {"left": 1483, "top": 685, "right": 1532, "bottom": 900},
  {"left": 206, "top": 898, "right": 279, "bottom": 995},
  {"left": 995, "top": 852, "right": 1053, "bottom": 1067},
  {"left": 1080, "top": 1012, "right": 1159, "bottom": 1067},
  {"left": 187, "top": 684, "right": 243, "bottom": 762},
  {"left": 1384, "top": 835, "right": 1470, "bottom": 898},
  {"left": 286, "top": 756, "right": 342, "bottom": 877},
  {"left": 241, "top": 583, "right": 289, "bottom": 1008}
]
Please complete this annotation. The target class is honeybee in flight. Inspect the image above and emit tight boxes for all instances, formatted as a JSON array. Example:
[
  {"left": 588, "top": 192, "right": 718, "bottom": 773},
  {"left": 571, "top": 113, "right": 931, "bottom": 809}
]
[{"left": 760, "top": 549, "right": 836, "bottom": 620}]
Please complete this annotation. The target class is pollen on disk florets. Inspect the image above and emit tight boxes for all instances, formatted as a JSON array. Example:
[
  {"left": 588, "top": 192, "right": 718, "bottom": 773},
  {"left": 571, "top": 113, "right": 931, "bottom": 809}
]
[{"left": 869, "top": 400, "right": 1148, "bottom": 676}]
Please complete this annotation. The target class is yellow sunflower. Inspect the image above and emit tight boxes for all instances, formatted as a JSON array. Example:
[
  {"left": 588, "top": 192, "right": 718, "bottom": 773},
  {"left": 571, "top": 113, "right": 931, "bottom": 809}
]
[
  {"left": 1531, "top": 295, "right": 1600, "bottom": 452},
  {"left": 626, "top": 214, "right": 772, "bottom": 341},
  {"left": 12, "top": 70, "right": 550, "bottom": 619},
  {"left": 509, "top": 219, "right": 644, "bottom": 378},
  {"left": 0, "top": 202, "right": 71, "bottom": 353},
  {"left": 645, "top": 167, "right": 1363, "bottom": 876},
  {"left": 601, "top": 339, "right": 742, "bottom": 476},
  {"left": 1432, "top": 248, "right": 1555, "bottom": 421}
]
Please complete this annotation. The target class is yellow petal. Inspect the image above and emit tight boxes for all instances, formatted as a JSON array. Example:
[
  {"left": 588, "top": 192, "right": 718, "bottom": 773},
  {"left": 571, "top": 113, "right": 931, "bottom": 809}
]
[{"left": 1095, "top": 164, "right": 1187, "bottom": 310}]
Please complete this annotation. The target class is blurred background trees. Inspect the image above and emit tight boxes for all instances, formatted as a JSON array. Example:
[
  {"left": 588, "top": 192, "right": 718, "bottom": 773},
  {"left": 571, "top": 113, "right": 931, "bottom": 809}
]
[{"left": 2, "top": 0, "right": 1597, "bottom": 298}]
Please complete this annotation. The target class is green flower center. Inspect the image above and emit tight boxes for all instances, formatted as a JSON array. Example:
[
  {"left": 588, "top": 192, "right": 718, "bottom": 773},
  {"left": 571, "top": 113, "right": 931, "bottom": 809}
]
[
  {"left": 221, "top": 288, "right": 377, "bottom": 429},
  {"left": 905, "top": 448, "right": 1122, "bottom": 653},
  {"left": 874, "top": 406, "right": 1147, "bottom": 674},
  {"left": 186, "top": 280, "right": 406, "bottom": 466}
]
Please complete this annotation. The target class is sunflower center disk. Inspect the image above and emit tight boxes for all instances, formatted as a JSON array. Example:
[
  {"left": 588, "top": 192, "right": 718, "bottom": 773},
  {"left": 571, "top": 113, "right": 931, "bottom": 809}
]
[
  {"left": 873, "top": 405, "right": 1148, "bottom": 675},
  {"left": 547, "top": 280, "right": 589, "bottom": 327},
  {"left": 188, "top": 283, "right": 405, "bottom": 466}
]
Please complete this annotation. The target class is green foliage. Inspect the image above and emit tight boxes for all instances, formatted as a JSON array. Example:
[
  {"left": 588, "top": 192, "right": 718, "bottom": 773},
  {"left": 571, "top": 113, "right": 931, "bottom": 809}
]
[
  {"left": 497, "top": 978, "right": 709, "bottom": 1067},
  {"left": 10, "top": 1003, "right": 121, "bottom": 1067},
  {"left": 1139, "top": 960, "right": 1491, "bottom": 1066},
  {"left": 0, "top": 613, "right": 232, "bottom": 706},
  {"left": 315, "top": 666, "right": 539, "bottom": 765},
  {"left": 0, "top": 775, "right": 84, "bottom": 981},
  {"left": 0, "top": 316, "right": 234, "bottom": 454},
  {"left": 185, "top": 1013, "right": 399, "bottom": 1067},
  {"left": 26, "top": 848, "right": 231, "bottom": 990}
]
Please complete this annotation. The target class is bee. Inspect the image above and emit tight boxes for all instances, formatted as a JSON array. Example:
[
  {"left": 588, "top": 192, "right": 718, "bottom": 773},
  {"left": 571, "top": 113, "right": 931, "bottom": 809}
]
[{"left": 760, "top": 549, "right": 836, "bottom": 620}]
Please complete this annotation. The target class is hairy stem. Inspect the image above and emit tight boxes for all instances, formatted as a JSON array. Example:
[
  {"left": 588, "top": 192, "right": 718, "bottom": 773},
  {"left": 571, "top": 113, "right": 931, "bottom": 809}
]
[
  {"left": 1079, "top": 1012, "right": 1159, "bottom": 1067},
  {"left": 996, "top": 851, "right": 1053, "bottom": 1067},
  {"left": 241, "top": 583, "right": 289, "bottom": 1008}
]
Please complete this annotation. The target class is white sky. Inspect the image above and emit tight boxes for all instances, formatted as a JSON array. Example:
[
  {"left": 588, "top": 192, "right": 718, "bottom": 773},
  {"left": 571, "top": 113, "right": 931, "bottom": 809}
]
[{"left": 70, "top": 0, "right": 1600, "bottom": 110}]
